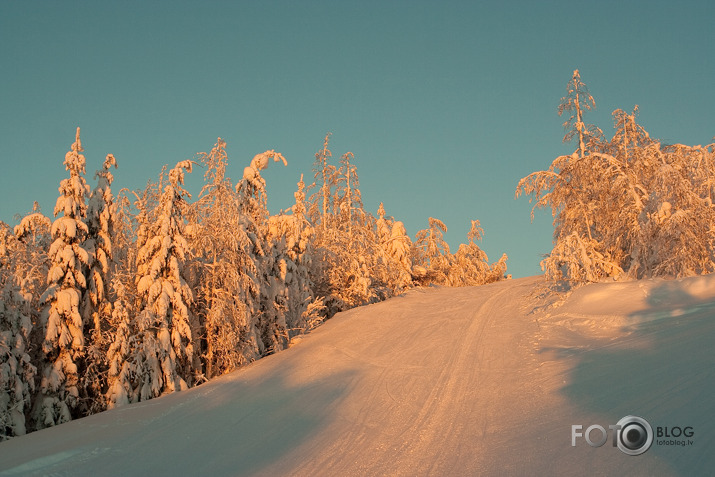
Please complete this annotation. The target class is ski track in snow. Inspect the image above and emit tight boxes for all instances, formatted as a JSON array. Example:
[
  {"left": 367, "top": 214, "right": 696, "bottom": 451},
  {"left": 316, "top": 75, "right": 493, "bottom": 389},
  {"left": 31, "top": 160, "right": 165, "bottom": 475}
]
[{"left": 1, "top": 275, "right": 713, "bottom": 476}]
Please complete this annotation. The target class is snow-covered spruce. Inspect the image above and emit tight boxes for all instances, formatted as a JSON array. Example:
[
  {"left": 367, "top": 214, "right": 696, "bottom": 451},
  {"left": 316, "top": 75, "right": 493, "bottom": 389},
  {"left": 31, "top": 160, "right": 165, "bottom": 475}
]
[
  {"left": 81, "top": 153, "right": 118, "bottom": 414},
  {"left": 0, "top": 225, "right": 37, "bottom": 440},
  {"left": 35, "top": 128, "right": 93, "bottom": 428},
  {"left": 132, "top": 160, "right": 195, "bottom": 399},
  {"left": 236, "top": 148, "right": 291, "bottom": 354}
]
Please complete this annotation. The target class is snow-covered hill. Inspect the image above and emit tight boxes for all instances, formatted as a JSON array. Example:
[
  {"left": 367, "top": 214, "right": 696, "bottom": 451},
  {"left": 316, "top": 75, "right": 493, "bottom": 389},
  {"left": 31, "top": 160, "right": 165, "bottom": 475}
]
[{"left": 1, "top": 275, "right": 713, "bottom": 476}]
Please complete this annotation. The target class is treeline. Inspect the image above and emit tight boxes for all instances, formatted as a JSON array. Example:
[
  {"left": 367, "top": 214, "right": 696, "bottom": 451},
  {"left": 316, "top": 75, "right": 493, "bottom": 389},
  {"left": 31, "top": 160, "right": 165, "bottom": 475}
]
[
  {"left": 518, "top": 70, "right": 715, "bottom": 283},
  {"left": 0, "top": 131, "right": 507, "bottom": 439}
]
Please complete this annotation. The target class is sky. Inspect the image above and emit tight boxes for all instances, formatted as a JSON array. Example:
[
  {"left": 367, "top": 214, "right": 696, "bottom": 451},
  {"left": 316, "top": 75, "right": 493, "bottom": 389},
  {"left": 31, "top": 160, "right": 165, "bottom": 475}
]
[{"left": 1, "top": 0, "right": 713, "bottom": 278}]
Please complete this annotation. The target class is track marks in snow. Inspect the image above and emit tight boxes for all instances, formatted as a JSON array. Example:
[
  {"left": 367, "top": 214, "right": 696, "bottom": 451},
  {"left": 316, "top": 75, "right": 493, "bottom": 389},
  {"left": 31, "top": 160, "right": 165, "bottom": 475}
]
[{"left": 3, "top": 276, "right": 713, "bottom": 476}]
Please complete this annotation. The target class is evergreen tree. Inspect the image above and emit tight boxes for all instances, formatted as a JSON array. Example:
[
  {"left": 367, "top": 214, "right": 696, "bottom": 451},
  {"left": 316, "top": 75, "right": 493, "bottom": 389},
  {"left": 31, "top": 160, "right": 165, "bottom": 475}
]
[
  {"left": 336, "top": 152, "right": 361, "bottom": 236},
  {"left": 133, "top": 160, "right": 195, "bottom": 398},
  {"left": 265, "top": 175, "right": 323, "bottom": 336},
  {"left": 236, "top": 149, "right": 289, "bottom": 355},
  {"left": 385, "top": 220, "right": 414, "bottom": 291},
  {"left": 13, "top": 202, "right": 52, "bottom": 335},
  {"left": 81, "top": 153, "right": 118, "bottom": 414},
  {"left": 375, "top": 203, "right": 413, "bottom": 293},
  {"left": 375, "top": 203, "right": 392, "bottom": 246},
  {"left": 36, "top": 128, "right": 90, "bottom": 428},
  {"left": 104, "top": 279, "right": 134, "bottom": 409},
  {"left": 0, "top": 224, "right": 37, "bottom": 439},
  {"left": 105, "top": 185, "right": 152, "bottom": 407},
  {"left": 448, "top": 220, "right": 489, "bottom": 286}
]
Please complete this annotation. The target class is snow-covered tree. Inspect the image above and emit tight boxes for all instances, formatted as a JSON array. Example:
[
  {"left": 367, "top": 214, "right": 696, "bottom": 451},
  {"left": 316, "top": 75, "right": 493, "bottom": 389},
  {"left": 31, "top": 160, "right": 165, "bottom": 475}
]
[
  {"left": 84, "top": 154, "right": 117, "bottom": 330},
  {"left": 1, "top": 204, "right": 52, "bottom": 436},
  {"left": 413, "top": 217, "right": 452, "bottom": 284},
  {"left": 332, "top": 152, "right": 380, "bottom": 305},
  {"left": 291, "top": 176, "right": 326, "bottom": 331},
  {"left": 385, "top": 220, "right": 414, "bottom": 291},
  {"left": 518, "top": 70, "right": 715, "bottom": 282},
  {"left": 188, "top": 139, "right": 261, "bottom": 379},
  {"left": 0, "top": 224, "right": 37, "bottom": 440},
  {"left": 308, "top": 145, "right": 383, "bottom": 309},
  {"left": 236, "top": 149, "right": 290, "bottom": 355},
  {"left": 448, "top": 220, "right": 491, "bottom": 286},
  {"left": 104, "top": 184, "right": 151, "bottom": 408},
  {"left": 35, "top": 127, "right": 91, "bottom": 428},
  {"left": 375, "top": 203, "right": 392, "bottom": 245},
  {"left": 104, "top": 278, "right": 134, "bottom": 409},
  {"left": 632, "top": 140, "right": 715, "bottom": 277},
  {"left": 81, "top": 153, "right": 118, "bottom": 414},
  {"left": 133, "top": 160, "right": 195, "bottom": 398},
  {"left": 237, "top": 149, "right": 287, "bottom": 227},
  {"left": 13, "top": 202, "right": 52, "bottom": 322},
  {"left": 265, "top": 175, "right": 323, "bottom": 336},
  {"left": 308, "top": 133, "right": 337, "bottom": 231},
  {"left": 517, "top": 71, "right": 619, "bottom": 282},
  {"left": 335, "top": 152, "right": 362, "bottom": 236},
  {"left": 558, "top": 69, "right": 603, "bottom": 160},
  {"left": 374, "top": 203, "right": 413, "bottom": 294},
  {"left": 103, "top": 184, "right": 142, "bottom": 409}
]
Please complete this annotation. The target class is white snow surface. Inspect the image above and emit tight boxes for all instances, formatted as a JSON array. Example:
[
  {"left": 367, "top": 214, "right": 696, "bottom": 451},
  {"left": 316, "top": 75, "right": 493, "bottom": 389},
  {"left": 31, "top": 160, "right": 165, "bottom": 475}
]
[{"left": 1, "top": 275, "right": 714, "bottom": 476}]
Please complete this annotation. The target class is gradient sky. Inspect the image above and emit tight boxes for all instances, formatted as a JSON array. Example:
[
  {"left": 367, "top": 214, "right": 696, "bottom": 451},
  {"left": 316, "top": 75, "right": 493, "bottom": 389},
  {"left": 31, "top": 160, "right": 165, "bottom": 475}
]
[{"left": 1, "top": 0, "right": 713, "bottom": 278}]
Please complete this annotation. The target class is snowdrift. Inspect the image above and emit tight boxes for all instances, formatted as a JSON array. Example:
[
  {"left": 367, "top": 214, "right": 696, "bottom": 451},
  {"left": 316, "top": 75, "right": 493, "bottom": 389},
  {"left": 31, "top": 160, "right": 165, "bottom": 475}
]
[{"left": 1, "top": 275, "right": 713, "bottom": 476}]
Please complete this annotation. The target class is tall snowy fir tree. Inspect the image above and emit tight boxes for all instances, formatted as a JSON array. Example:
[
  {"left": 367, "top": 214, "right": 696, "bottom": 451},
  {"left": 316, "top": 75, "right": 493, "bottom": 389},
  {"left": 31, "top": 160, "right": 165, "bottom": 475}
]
[
  {"left": 375, "top": 203, "right": 392, "bottom": 246},
  {"left": 105, "top": 189, "right": 145, "bottom": 408},
  {"left": 81, "top": 153, "right": 118, "bottom": 414},
  {"left": 307, "top": 135, "right": 338, "bottom": 312},
  {"left": 236, "top": 149, "right": 289, "bottom": 354},
  {"left": 336, "top": 152, "right": 360, "bottom": 236},
  {"left": 289, "top": 175, "right": 326, "bottom": 331},
  {"left": 104, "top": 281, "right": 134, "bottom": 409},
  {"left": 132, "top": 160, "right": 195, "bottom": 399},
  {"left": 385, "top": 220, "right": 414, "bottom": 291},
  {"left": 35, "top": 128, "right": 91, "bottom": 428}
]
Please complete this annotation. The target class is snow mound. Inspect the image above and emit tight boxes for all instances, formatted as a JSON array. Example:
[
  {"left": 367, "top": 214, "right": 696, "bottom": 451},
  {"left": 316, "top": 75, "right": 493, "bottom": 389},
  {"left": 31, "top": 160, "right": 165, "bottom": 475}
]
[{"left": 544, "top": 273, "right": 715, "bottom": 329}]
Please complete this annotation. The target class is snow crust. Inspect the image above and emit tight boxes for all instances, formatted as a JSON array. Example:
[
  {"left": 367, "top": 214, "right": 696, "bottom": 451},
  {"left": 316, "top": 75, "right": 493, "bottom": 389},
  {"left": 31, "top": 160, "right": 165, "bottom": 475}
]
[{"left": 1, "top": 275, "right": 713, "bottom": 476}]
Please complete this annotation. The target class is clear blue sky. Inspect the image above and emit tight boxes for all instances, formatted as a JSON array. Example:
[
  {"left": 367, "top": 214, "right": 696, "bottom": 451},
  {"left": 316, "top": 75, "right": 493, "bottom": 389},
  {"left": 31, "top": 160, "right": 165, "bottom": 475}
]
[{"left": 1, "top": 0, "right": 713, "bottom": 278}]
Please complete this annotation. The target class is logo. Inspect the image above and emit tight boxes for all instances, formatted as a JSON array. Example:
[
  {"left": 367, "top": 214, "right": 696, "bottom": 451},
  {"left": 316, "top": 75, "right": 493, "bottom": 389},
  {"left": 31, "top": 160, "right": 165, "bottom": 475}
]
[
  {"left": 571, "top": 415, "right": 653, "bottom": 456},
  {"left": 572, "top": 415, "right": 694, "bottom": 455}
]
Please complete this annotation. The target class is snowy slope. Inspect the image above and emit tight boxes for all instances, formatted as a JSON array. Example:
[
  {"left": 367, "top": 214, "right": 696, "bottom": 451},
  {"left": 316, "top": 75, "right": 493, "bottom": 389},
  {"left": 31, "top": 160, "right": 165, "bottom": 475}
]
[{"left": 0, "top": 275, "right": 713, "bottom": 476}]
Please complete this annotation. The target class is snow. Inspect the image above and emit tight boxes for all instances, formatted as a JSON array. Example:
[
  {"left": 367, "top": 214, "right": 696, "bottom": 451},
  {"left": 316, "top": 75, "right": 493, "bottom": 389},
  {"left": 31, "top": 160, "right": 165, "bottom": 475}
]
[{"left": 1, "top": 275, "right": 714, "bottom": 475}]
